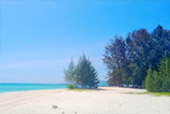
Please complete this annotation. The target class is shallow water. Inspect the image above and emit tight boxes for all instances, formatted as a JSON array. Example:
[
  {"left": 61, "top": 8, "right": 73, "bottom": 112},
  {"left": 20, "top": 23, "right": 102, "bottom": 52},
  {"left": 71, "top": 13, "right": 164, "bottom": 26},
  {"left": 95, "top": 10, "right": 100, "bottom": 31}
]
[{"left": 0, "top": 81, "right": 107, "bottom": 93}]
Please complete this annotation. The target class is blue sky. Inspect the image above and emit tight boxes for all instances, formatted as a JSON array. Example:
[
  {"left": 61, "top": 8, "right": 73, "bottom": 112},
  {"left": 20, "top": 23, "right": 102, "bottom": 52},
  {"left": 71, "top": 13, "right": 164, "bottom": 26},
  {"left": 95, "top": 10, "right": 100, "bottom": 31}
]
[{"left": 0, "top": 0, "right": 170, "bottom": 83}]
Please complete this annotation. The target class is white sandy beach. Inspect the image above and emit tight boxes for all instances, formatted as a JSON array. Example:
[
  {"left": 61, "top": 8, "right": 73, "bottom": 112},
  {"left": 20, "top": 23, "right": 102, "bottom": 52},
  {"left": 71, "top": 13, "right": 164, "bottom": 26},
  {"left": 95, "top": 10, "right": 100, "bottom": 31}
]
[{"left": 0, "top": 87, "right": 169, "bottom": 114}]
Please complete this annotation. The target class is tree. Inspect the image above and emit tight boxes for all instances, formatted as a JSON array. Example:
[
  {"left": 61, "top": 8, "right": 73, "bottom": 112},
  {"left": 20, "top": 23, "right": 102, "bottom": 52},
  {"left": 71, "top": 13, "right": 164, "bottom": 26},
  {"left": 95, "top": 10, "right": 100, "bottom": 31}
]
[
  {"left": 103, "top": 36, "right": 127, "bottom": 69},
  {"left": 107, "top": 67, "right": 121, "bottom": 86},
  {"left": 64, "top": 55, "right": 99, "bottom": 89},
  {"left": 145, "top": 68, "right": 159, "bottom": 92},
  {"left": 103, "top": 36, "right": 127, "bottom": 86},
  {"left": 158, "top": 55, "right": 170, "bottom": 91},
  {"left": 64, "top": 59, "right": 76, "bottom": 84},
  {"left": 103, "top": 25, "right": 170, "bottom": 87},
  {"left": 87, "top": 66, "right": 100, "bottom": 88},
  {"left": 76, "top": 55, "right": 99, "bottom": 88},
  {"left": 126, "top": 29, "right": 151, "bottom": 86},
  {"left": 150, "top": 25, "right": 170, "bottom": 70},
  {"left": 145, "top": 55, "right": 170, "bottom": 92}
]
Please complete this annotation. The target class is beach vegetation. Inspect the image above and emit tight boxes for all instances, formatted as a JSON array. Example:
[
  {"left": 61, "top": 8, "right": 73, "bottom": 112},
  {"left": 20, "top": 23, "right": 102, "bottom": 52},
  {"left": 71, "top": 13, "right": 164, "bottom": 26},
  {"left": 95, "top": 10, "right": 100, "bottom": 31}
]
[
  {"left": 145, "top": 55, "right": 170, "bottom": 92},
  {"left": 124, "top": 91, "right": 170, "bottom": 97},
  {"left": 64, "top": 59, "right": 76, "bottom": 84},
  {"left": 64, "top": 54, "right": 100, "bottom": 89},
  {"left": 67, "top": 84, "right": 75, "bottom": 89},
  {"left": 103, "top": 25, "right": 170, "bottom": 89}
]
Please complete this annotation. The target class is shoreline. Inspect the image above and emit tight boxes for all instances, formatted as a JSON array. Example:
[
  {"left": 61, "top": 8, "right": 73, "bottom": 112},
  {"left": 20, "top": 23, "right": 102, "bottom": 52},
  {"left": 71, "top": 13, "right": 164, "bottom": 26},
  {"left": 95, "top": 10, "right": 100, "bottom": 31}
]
[
  {"left": 0, "top": 88, "right": 66, "bottom": 94},
  {"left": 0, "top": 86, "right": 144, "bottom": 94}
]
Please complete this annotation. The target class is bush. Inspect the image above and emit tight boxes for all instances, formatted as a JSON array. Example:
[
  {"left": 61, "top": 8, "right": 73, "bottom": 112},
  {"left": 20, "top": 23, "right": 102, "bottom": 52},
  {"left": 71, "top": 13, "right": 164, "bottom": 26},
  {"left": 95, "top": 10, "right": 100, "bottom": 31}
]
[
  {"left": 145, "top": 69, "right": 160, "bottom": 92},
  {"left": 67, "top": 84, "right": 75, "bottom": 89},
  {"left": 145, "top": 55, "right": 170, "bottom": 92}
]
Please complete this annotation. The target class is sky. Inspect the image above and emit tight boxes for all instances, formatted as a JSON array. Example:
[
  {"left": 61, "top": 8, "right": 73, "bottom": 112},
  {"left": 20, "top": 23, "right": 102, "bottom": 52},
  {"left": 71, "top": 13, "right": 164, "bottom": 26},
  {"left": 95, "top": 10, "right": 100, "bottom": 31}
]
[{"left": 0, "top": 0, "right": 170, "bottom": 84}]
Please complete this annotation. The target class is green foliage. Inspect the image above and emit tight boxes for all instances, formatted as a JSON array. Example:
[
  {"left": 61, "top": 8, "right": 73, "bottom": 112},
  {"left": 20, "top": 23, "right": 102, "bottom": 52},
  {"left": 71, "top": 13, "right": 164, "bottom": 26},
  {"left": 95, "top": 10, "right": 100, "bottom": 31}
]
[
  {"left": 67, "top": 84, "right": 75, "bottom": 89},
  {"left": 64, "top": 59, "right": 76, "bottom": 84},
  {"left": 158, "top": 55, "right": 170, "bottom": 91},
  {"left": 145, "top": 68, "right": 159, "bottom": 91},
  {"left": 107, "top": 67, "right": 121, "bottom": 86},
  {"left": 103, "top": 25, "right": 170, "bottom": 86},
  {"left": 64, "top": 55, "right": 99, "bottom": 89},
  {"left": 149, "top": 92, "right": 170, "bottom": 97},
  {"left": 124, "top": 91, "right": 170, "bottom": 97},
  {"left": 145, "top": 55, "right": 170, "bottom": 92},
  {"left": 145, "top": 68, "right": 153, "bottom": 91},
  {"left": 76, "top": 55, "right": 99, "bottom": 88}
]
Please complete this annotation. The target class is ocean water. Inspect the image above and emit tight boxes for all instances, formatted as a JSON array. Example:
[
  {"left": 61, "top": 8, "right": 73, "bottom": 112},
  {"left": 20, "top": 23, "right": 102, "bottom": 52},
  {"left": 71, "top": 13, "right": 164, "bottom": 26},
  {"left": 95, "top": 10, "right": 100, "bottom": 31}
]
[
  {"left": 0, "top": 83, "right": 67, "bottom": 93},
  {"left": 0, "top": 81, "right": 107, "bottom": 93},
  {"left": 98, "top": 81, "right": 107, "bottom": 87}
]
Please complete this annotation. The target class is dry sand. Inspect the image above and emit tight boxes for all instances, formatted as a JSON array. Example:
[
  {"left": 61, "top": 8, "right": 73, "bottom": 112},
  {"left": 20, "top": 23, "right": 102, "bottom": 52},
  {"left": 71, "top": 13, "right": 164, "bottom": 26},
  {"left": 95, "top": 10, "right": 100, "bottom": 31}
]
[{"left": 0, "top": 87, "right": 169, "bottom": 114}]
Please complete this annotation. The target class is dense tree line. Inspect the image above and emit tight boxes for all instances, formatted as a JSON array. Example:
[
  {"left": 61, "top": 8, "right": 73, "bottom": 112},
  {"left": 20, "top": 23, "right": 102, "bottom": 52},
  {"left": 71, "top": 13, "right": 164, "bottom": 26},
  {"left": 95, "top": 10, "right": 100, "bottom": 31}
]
[
  {"left": 103, "top": 25, "right": 170, "bottom": 87},
  {"left": 64, "top": 55, "right": 99, "bottom": 89}
]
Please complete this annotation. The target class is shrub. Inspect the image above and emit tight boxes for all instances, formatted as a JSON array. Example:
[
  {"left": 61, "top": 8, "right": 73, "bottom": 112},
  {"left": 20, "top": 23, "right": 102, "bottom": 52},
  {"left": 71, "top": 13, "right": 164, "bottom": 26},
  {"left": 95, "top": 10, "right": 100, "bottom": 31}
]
[
  {"left": 145, "top": 55, "right": 170, "bottom": 92},
  {"left": 67, "top": 84, "right": 75, "bottom": 89}
]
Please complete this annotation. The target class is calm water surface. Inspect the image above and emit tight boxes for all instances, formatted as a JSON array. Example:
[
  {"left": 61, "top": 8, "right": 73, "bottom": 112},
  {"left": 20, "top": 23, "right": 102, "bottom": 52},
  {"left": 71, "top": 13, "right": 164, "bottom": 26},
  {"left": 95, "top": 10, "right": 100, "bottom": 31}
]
[{"left": 0, "top": 81, "right": 107, "bottom": 93}]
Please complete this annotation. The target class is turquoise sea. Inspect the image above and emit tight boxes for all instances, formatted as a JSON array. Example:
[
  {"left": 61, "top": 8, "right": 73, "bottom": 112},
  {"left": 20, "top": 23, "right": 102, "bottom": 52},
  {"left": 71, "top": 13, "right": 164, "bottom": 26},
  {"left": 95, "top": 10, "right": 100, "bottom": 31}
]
[{"left": 0, "top": 81, "right": 107, "bottom": 93}]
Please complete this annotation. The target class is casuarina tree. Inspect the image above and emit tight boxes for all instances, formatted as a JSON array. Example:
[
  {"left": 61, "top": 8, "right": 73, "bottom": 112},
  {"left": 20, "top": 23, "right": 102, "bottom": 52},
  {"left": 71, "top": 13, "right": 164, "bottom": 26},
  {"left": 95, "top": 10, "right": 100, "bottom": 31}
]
[
  {"left": 103, "top": 25, "right": 170, "bottom": 87},
  {"left": 76, "top": 55, "right": 99, "bottom": 88},
  {"left": 64, "top": 55, "right": 99, "bottom": 89}
]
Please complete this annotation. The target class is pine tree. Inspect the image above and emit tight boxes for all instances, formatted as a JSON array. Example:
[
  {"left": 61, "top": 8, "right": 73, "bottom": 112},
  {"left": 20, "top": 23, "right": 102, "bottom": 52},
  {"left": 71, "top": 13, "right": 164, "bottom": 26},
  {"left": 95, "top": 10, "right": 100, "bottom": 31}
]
[
  {"left": 145, "top": 55, "right": 170, "bottom": 92},
  {"left": 87, "top": 66, "right": 99, "bottom": 88},
  {"left": 145, "top": 68, "right": 154, "bottom": 91},
  {"left": 76, "top": 55, "right": 99, "bottom": 88},
  {"left": 158, "top": 55, "right": 170, "bottom": 91},
  {"left": 64, "top": 59, "right": 76, "bottom": 84}
]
